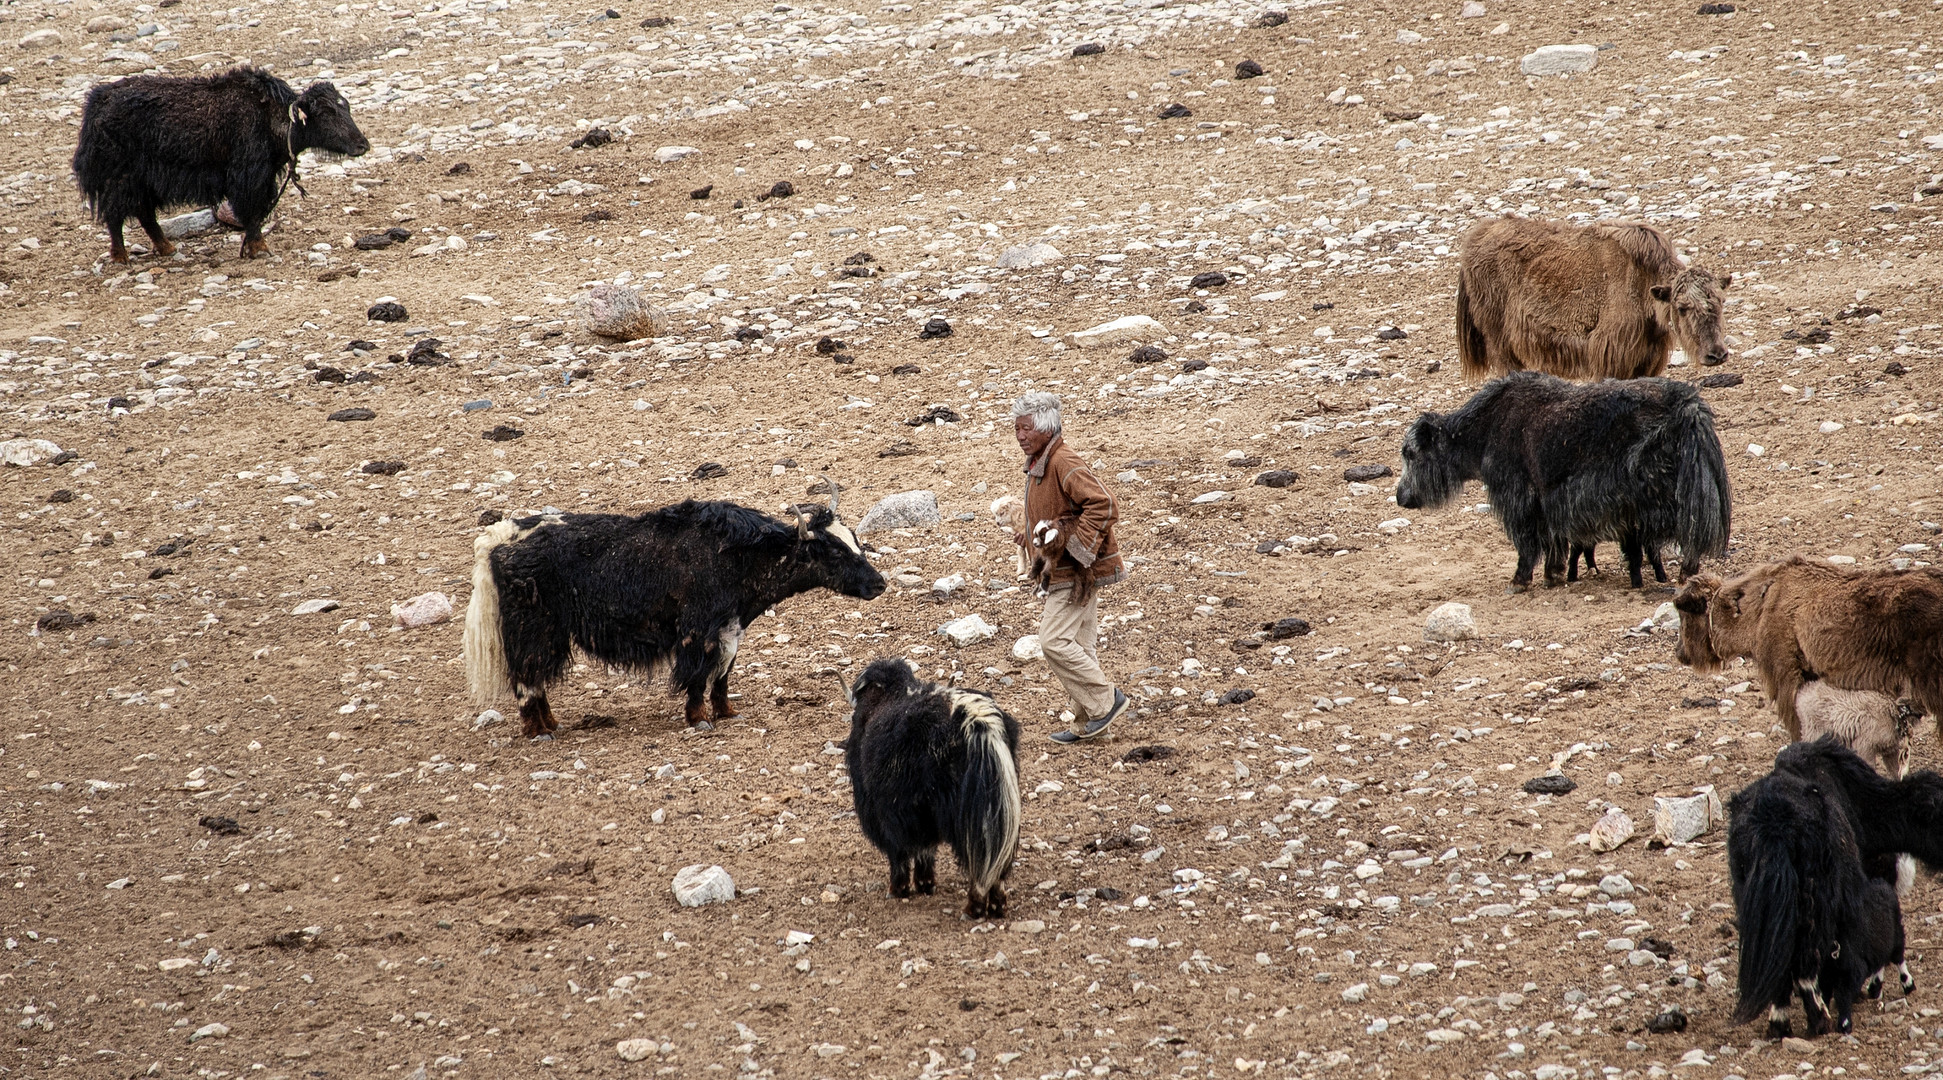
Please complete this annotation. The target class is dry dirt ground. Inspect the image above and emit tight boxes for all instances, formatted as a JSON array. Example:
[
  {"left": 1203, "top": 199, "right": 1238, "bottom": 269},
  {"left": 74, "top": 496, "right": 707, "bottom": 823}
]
[{"left": 4, "top": 0, "right": 1943, "bottom": 1076}]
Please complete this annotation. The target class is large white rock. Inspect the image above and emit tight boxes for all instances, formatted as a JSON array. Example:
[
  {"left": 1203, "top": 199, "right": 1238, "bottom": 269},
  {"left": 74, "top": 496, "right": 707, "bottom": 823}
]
[
  {"left": 1422, "top": 602, "right": 1478, "bottom": 642},
  {"left": 940, "top": 614, "right": 998, "bottom": 646},
  {"left": 1652, "top": 786, "right": 1723, "bottom": 846},
  {"left": 0, "top": 439, "right": 63, "bottom": 467},
  {"left": 672, "top": 864, "right": 735, "bottom": 907},
  {"left": 994, "top": 242, "right": 1063, "bottom": 269},
  {"left": 857, "top": 490, "right": 941, "bottom": 533},
  {"left": 616, "top": 1039, "right": 660, "bottom": 1062},
  {"left": 1587, "top": 807, "right": 1636, "bottom": 852},
  {"left": 654, "top": 145, "right": 701, "bottom": 163},
  {"left": 1067, "top": 314, "right": 1163, "bottom": 349},
  {"left": 161, "top": 208, "right": 222, "bottom": 240},
  {"left": 18, "top": 28, "right": 63, "bottom": 48},
  {"left": 581, "top": 284, "right": 666, "bottom": 341},
  {"left": 1011, "top": 634, "right": 1044, "bottom": 661},
  {"left": 1521, "top": 44, "right": 1599, "bottom": 76},
  {"left": 391, "top": 591, "right": 454, "bottom": 628}
]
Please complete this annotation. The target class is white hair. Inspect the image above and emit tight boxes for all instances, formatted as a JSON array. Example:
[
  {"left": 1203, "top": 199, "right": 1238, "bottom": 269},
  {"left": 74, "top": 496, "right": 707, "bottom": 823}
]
[{"left": 1011, "top": 391, "right": 1062, "bottom": 434}]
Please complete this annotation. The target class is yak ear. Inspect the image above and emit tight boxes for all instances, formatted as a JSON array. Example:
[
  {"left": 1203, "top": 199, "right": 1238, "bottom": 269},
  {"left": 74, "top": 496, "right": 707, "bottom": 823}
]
[
  {"left": 1672, "top": 573, "right": 1718, "bottom": 614},
  {"left": 1650, "top": 284, "right": 1673, "bottom": 302}
]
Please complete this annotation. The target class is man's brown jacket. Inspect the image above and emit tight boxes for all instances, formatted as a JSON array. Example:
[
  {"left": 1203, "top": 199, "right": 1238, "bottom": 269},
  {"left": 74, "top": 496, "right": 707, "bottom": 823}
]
[{"left": 1024, "top": 435, "right": 1125, "bottom": 588}]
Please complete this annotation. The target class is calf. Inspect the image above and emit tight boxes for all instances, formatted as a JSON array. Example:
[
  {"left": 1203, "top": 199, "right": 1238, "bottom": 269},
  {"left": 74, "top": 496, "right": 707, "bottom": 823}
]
[
  {"left": 464, "top": 490, "right": 885, "bottom": 738},
  {"left": 845, "top": 659, "right": 1022, "bottom": 919},
  {"left": 1674, "top": 557, "right": 1943, "bottom": 742},
  {"left": 73, "top": 67, "right": 369, "bottom": 262},
  {"left": 1395, "top": 372, "right": 1731, "bottom": 591},
  {"left": 1457, "top": 216, "right": 1728, "bottom": 380}
]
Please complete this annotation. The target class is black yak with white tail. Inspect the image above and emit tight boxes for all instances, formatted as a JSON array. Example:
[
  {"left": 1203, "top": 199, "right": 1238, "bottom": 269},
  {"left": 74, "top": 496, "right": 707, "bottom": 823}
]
[
  {"left": 465, "top": 489, "right": 885, "bottom": 739},
  {"left": 1729, "top": 739, "right": 1918, "bottom": 1038},
  {"left": 845, "top": 659, "right": 1021, "bottom": 919},
  {"left": 73, "top": 67, "right": 369, "bottom": 262},
  {"left": 1394, "top": 371, "right": 1730, "bottom": 591}
]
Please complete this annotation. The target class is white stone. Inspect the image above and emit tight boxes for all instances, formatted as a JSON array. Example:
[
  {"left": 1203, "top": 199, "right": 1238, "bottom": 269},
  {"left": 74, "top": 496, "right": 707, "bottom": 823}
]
[
  {"left": 1067, "top": 314, "right": 1163, "bottom": 349},
  {"left": 0, "top": 438, "right": 62, "bottom": 467},
  {"left": 672, "top": 864, "right": 735, "bottom": 907},
  {"left": 1747, "top": 443, "right": 1766, "bottom": 457},
  {"left": 1191, "top": 490, "right": 1231, "bottom": 504},
  {"left": 1459, "top": 0, "right": 1487, "bottom": 15},
  {"left": 654, "top": 145, "right": 701, "bottom": 163},
  {"left": 1653, "top": 787, "right": 1722, "bottom": 846},
  {"left": 931, "top": 574, "right": 965, "bottom": 598},
  {"left": 581, "top": 284, "right": 665, "bottom": 341},
  {"left": 18, "top": 28, "right": 63, "bottom": 48},
  {"left": 994, "top": 242, "right": 1062, "bottom": 269},
  {"left": 1341, "top": 982, "right": 1370, "bottom": 1003},
  {"left": 161, "top": 209, "right": 221, "bottom": 240},
  {"left": 1598, "top": 873, "right": 1634, "bottom": 897},
  {"left": 189, "top": 1022, "right": 229, "bottom": 1041},
  {"left": 392, "top": 591, "right": 454, "bottom": 628},
  {"left": 616, "top": 1039, "right": 660, "bottom": 1062},
  {"left": 1650, "top": 601, "right": 1680, "bottom": 628},
  {"left": 1521, "top": 44, "right": 1599, "bottom": 76},
  {"left": 1588, "top": 807, "right": 1636, "bottom": 852},
  {"left": 1012, "top": 634, "right": 1044, "bottom": 662},
  {"left": 289, "top": 598, "right": 341, "bottom": 616},
  {"left": 1819, "top": 421, "right": 1844, "bottom": 434},
  {"left": 940, "top": 614, "right": 998, "bottom": 647},
  {"left": 1397, "top": 29, "right": 1423, "bottom": 44},
  {"left": 1423, "top": 602, "right": 1478, "bottom": 642},
  {"left": 857, "top": 490, "right": 941, "bottom": 533}
]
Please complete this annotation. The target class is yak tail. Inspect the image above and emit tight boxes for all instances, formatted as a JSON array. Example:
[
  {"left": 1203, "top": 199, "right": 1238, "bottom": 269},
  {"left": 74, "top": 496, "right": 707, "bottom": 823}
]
[
  {"left": 951, "top": 690, "right": 1020, "bottom": 904},
  {"left": 463, "top": 519, "right": 519, "bottom": 706},
  {"left": 1455, "top": 274, "right": 1490, "bottom": 381},
  {"left": 1731, "top": 830, "right": 1804, "bottom": 1025},
  {"left": 1671, "top": 392, "right": 1732, "bottom": 564}
]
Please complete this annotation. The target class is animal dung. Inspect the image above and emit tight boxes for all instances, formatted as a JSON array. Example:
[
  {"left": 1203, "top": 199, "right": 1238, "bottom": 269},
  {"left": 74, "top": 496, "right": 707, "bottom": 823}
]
[
  {"left": 1695, "top": 1, "right": 1734, "bottom": 12},
  {"left": 1189, "top": 271, "right": 1229, "bottom": 289},
  {"left": 198, "top": 815, "right": 242, "bottom": 836},
  {"left": 1376, "top": 326, "right": 1408, "bottom": 341},
  {"left": 1254, "top": 9, "right": 1289, "bottom": 26},
  {"left": 1234, "top": 59, "right": 1264, "bottom": 79},
  {"left": 1521, "top": 774, "right": 1577, "bottom": 796},
  {"left": 671, "top": 864, "right": 736, "bottom": 907},
  {"left": 1182, "top": 358, "right": 1209, "bottom": 373},
  {"left": 1645, "top": 1007, "right": 1689, "bottom": 1034},
  {"left": 760, "top": 180, "right": 796, "bottom": 200},
  {"left": 366, "top": 301, "right": 408, "bottom": 322},
  {"left": 1071, "top": 42, "right": 1105, "bottom": 56},
  {"left": 1218, "top": 688, "right": 1255, "bottom": 705},
  {"left": 1698, "top": 373, "right": 1744, "bottom": 388},
  {"left": 905, "top": 405, "right": 962, "bottom": 426},
  {"left": 918, "top": 317, "right": 954, "bottom": 340},
  {"left": 1127, "top": 344, "right": 1167, "bottom": 364},
  {"left": 570, "top": 127, "right": 614, "bottom": 149},
  {"left": 361, "top": 460, "right": 406, "bottom": 475},
  {"left": 481, "top": 425, "right": 525, "bottom": 442},
  {"left": 690, "top": 184, "right": 713, "bottom": 200},
  {"left": 1253, "top": 469, "right": 1297, "bottom": 488},
  {"left": 36, "top": 610, "right": 95, "bottom": 633},
  {"left": 327, "top": 408, "right": 376, "bottom": 422},
  {"left": 1342, "top": 464, "right": 1394, "bottom": 483},
  {"left": 1262, "top": 617, "right": 1312, "bottom": 639},
  {"left": 815, "top": 336, "right": 846, "bottom": 355},
  {"left": 690, "top": 462, "right": 730, "bottom": 480},
  {"left": 1158, "top": 103, "right": 1193, "bottom": 119}
]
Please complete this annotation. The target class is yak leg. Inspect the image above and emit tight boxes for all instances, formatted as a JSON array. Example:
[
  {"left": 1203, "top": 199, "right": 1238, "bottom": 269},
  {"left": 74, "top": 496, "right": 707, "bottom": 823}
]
[
  {"left": 107, "top": 217, "right": 131, "bottom": 264},
  {"left": 1798, "top": 978, "right": 1831, "bottom": 1037},
  {"left": 708, "top": 631, "right": 742, "bottom": 722},
  {"left": 1567, "top": 544, "right": 1595, "bottom": 583},
  {"left": 913, "top": 850, "right": 937, "bottom": 896},
  {"left": 967, "top": 879, "right": 1008, "bottom": 920},
  {"left": 888, "top": 855, "right": 914, "bottom": 899},
  {"left": 709, "top": 676, "right": 739, "bottom": 722},
  {"left": 1620, "top": 533, "right": 1647, "bottom": 589},
  {"left": 1648, "top": 544, "right": 1670, "bottom": 584},
  {"left": 134, "top": 207, "right": 177, "bottom": 258},
  {"left": 683, "top": 682, "right": 713, "bottom": 731},
  {"left": 1766, "top": 1003, "right": 1793, "bottom": 1041},
  {"left": 1508, "top": 549, "right": 1537, "bottom": 594},
  {"left": 516, "top": 687, "right": 557, "bottom": 740},
  {"left": 1541, "top": 545, "right": 1568, "bottom": 589}
]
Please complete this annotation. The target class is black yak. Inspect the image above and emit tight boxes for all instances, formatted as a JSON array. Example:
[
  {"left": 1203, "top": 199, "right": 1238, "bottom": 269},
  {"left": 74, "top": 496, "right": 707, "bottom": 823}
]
[
  {"left": 73, "top": 67, "right": 369, "bottom": 262},
  {"left": 1394, "top": 372, "right": 1731, "bottom": 591},
  {"left": 464, "top": 489, "right": 885, "bottom": 738},
  {"left": 845, "top": 658, "right": 1022, "bottom": 919},
  {"left": 1729, "top": 739, "right": 1918, "bottom": 1038}
]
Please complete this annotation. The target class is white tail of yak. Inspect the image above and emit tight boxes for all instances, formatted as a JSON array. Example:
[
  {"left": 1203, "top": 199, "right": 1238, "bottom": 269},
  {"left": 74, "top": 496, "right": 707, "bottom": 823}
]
[{"left": 463, "top": 519, "right": 519, "bottom": 706}]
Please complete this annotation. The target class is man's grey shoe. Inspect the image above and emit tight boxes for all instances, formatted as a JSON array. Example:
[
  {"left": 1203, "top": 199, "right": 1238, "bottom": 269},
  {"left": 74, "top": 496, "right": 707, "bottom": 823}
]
[{"left": 1050, "top": 689, "right": 1128, "bottom": 744}]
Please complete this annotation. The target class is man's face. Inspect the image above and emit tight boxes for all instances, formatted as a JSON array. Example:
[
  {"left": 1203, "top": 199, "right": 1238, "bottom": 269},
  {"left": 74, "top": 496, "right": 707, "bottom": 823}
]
[{"left": 1015, "top": 415, "right": 1053, "bottom": 459}]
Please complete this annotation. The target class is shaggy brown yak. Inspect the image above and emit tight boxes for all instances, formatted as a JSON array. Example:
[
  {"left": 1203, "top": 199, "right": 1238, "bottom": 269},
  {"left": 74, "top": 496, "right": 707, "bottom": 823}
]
[
  {"left": 1673, "top": 556, "right": 1943, "bottom": 741},
  {"left": 1457, "top": 217, "right": 1729, "bottom": 381}
]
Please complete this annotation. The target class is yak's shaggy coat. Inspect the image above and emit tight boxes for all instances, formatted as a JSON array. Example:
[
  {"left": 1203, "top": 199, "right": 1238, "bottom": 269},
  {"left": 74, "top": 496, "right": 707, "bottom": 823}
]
[
  {"left": 845, "top": 659, "right": 1021, "bottom": 919},
  {"left": 1395, "top": 372, "right": 1731, "bottom": 590},
  {"left": 1457, "top": 217, "right": 1729, "bottom": 380},
  {"left": 73, "top": 67, "right": 369, "bottom": 261},
  {"left": 1675, "top": 557, "right": 1943, "bottom": 742},
  {"left": 465, "top": 499, "right": 884, "bottom": 738}
]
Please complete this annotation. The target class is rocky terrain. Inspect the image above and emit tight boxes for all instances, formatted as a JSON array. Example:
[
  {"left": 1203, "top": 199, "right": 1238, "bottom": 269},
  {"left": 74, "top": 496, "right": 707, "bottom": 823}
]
[{"left": 4, "top": 0, "right": 1943, "bottom": 1077}]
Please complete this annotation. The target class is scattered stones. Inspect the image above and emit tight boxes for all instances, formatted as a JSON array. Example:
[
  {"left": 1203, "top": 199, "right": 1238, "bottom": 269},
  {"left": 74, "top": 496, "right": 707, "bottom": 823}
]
[
  {"left": 690, "top": 462, "right": 730, "bottom": 481},
  {"left": 1521, "top": 44, "right": 1599, "bottom": 76},
  {"left": 290, "top": 598, "right": 341, "bottom": 615},
  {"left": 1253, "top": 469, "right": 1297, "bottom": 488},
  {"left": 918, "top": 317, "right": 953, "bottom": 339},
  {"left": 1588, "top": 807, "right": 1637, "bottom": 852},
  {"left": 939, "top": 614, "right": 998, "bottom": 646},
  {"left": 570, "top": 127, "right": 614, "bottom": 149},
  {"left": 857, "top": 490, "right": 941, "bottom": 533},
  {"left": 582, "top": 284, "right": 666, "bottom": 341},
  {"left": 1263, "top": 617, "right": 1312, "bottom": 639},
  {"left": 1644, "top": 1006, "right": 1688, "bottom": 1034},
  {"left": 1071, "top": 42, "right": 1105, "bottom": 57},
  {"left": 327, "top": 408, "right": 376, "bottom": 422},
  {"left": 1342, "top": 464, "right": 1393, "bottom": 482},
  {"left": 672, "top": 864, "right": 735, "bottom": 907},
  {"left": 0, "top": 438, "right": 64, "bottom": 467},
  {"left": 1069, "top": 314, "right": 1162, "bottom": 348},
  {"left": 1422, "top": 602, "right": 1478, "bottom": 642},
  {"left": 1158, "top": 103, "right": 1193, "bottom": 120},
  {"left": 1522, "top": 774, "right": 1577, "bottom": 796},
  {"left": 995, "top": 242, "right": 1062, "bottom": 269},
  {"left": 392, "top": 592, "right": 455, "bottom": 628},
  {"left": 1234, "top": 60, "right": 1264, "bottom": 79},
  {"left": 366, "top": 301, "right": 408, "bottom": 322},
  {"left": 1188, "top": 271, "right": 1229, "bottom": 289},
  {"left": 1190, "top": 490, "right": 1230, "bottom": 505}
]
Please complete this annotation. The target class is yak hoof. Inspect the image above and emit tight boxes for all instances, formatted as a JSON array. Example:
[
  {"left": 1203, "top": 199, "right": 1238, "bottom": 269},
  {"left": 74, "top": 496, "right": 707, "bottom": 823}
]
[
  {"left": 685, "top": 719, "right": 715, "bottom": 733},
  {"left": 240, "top": 239, "right": 270, "bottom": 258},
  {"left": 152, "top": 239, "right": 178, "bottom": 257},
  {"left": 109, "top": 250, "right": 130, "bottom": 265},
  {"left": 1766, "top": 1018, "right": 1792, "bottom": 1040},
  {"left": 1504, "top": 582, "right": 1530, "bottom": 596}
]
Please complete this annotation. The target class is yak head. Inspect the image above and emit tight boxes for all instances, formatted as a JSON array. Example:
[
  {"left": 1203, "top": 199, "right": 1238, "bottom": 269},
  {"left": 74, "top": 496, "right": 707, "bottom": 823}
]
[
  {"left": 1651, "top": 267, "right": 1728, "bottom": 368},
  {"left": 1674, "top": 569, "right": 1770, "bottom": 671},
  {"left": 1671, "top": 573, "right": 1722, "bottom": 670},
  {"left": 293, "top": 82, "right": 371, "bottom": 158},
  {"left": 786, "top": 479, "right": 886, "bottom": 601},
  {"left": 1394, "top": 412, "right": 1464, "bottom": 512},
  {"left": 844, "top": 656, "right": 920, "bottom": 727}
]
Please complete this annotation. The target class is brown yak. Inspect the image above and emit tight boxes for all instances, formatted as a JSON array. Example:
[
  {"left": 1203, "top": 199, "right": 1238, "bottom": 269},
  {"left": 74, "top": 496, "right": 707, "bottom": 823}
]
[
  {"left": 1672, "top": 556, "right": 1943, "bottom": 742},
  {"left": 1457, "top": 217, "right": 1729, "bottom": 381}
]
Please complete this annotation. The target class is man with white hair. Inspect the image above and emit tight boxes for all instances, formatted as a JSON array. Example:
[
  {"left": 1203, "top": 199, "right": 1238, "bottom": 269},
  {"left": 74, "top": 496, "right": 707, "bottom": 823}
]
[{"left": 1012, "top": 391, "right": 1128, "bottom": 743}]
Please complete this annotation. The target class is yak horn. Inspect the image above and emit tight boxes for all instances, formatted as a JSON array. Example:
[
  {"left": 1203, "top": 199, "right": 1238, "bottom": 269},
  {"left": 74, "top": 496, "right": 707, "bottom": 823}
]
[
  {"left": 813, "top": 475, "right": 839, "bottom": 517},
  {"left": 790, "top": 503, "right": 811, "bottom": 540}
]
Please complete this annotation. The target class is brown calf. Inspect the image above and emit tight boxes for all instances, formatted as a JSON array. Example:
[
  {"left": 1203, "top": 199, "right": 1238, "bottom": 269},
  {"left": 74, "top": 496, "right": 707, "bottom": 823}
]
[
  {"left": 1673, "top": 556, "right": 1943, "bottom": 741},
  {"left": 1457, "top": 217, "right": 1728, "bottom": 381}
]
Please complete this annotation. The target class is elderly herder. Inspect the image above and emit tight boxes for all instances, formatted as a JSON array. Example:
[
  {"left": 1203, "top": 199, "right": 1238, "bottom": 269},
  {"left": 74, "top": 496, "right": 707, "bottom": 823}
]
[{"left": 1012, "top": 392, "right": 1130, "bottom": 744}]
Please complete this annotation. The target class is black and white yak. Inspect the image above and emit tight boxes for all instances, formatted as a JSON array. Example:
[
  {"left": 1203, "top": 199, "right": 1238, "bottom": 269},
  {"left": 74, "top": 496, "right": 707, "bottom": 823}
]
[
  {"left": 464, "top": 490, "right": 885, "bottom": 738},
  {"left": 1394, "top": 371, "right": 1731, "bottom": 592},
  {"left": 1729, "top": 741, "right": 1916, "bottom": 1038},
  {"left": 73, "top": 67, "right": 369, "bottom": 262},
  {"left": 845, "top": 658, "right": 1022, "bottom": 919}
]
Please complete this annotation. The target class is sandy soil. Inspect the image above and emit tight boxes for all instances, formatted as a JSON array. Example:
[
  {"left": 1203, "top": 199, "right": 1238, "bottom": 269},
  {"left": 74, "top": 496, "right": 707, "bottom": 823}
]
[{"left": 4, "top": 0, "right": 1943, "bottom": 1076}]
